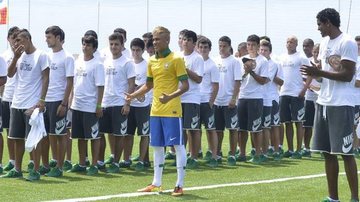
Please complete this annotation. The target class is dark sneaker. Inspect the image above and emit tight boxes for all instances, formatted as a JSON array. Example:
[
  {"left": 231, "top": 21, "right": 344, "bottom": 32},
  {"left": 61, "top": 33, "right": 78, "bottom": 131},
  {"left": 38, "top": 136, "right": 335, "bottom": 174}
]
[
  {"left": 259, "top": 154, "right": 269, "bottom": 163},
  {"left": 45, "top": 167, "right": 63, "bottom": 177},
  {"left": 85, "top": 159, "right": 90, "bottom": 167},
  {"left": 3, "top": 162, "right": 14, "bottom": 172},
  {"left": 86, "top": 165, "right": 98, "bottom": 176},
  {"left": 49, "top": 159, "right": 57, "bottom": 168},
  {"left": 301, "top": 150, "right": 311, "bottom": 158},
  {"left": 186, "top": 158, "right": 199, "bottom": 169},
  {"left": 279, "top": 147, "right": 284, "bottom": 155},
  {"left": 273, "top": 152, "right": 282, "bottom": 161},
  {"left": 63, "top": 160, "right": 72, "bottom": 171},
  {"left": 96, "top": 163, "right": 106, "bottom": 172},
  {"left": 204, "top": 151, "right": 212, "bottom": 162},
  {"left": 144, "top": 161, "right": 151, "bottom": 168},
  {"left": 104, "top": 156, "right": 114, "bottom": 164},
  {"left": 106, "top": 163, "right": 120, "bottom": 173},
  {"left": 207, "top": 158, "right": 218, "bottom": 168},
  {"left": 249, "top": 155, "right": 261, "bottom": 164},
  {"left": 68, "top": 163, "right": 86, "bottom": 173},
  {"left": 26, "top": 170, "right": 40, "bottom": 182},
  {"left": 227, "top": 156, "right": 236, "bottom": 166},
  {"left": 171, "top": 186, "right": 184, "bottom": 197},
  {"left": 39, "top": 165, "right": 50, "bottom": 175},
  {"left": 197, "top": 152, "right": 203, "bottom": 159},
  {"left": 283, "top": 150, "right": 293, "bottom": 158},
  {"left": 290, "top": 151, "right": 302, "bottom": 159},
  {"left": 216, "top": 157, "right": 223, "bottom": 164},
  {"left": 27, "top": 162, "right": 34, "bottom": 172},
  {"left": 236, "top": 155, "right": 247, "bottom": 162},
  {"left": 0, "top": 166, "right": 2, "bottom": 174},
  {"left": 248, "top": 149, "right": 256, "bottom": 157},
  {"left": 119, "top": 160, "right": 132, "bottom": 168},
  {"left": 0, "top": 168, "right": 23, "bottom": 178},
  {"left": 135, "top": 162, "right": 145, "bottom": 171},
  {"left": 165, "top": 151, "right": 176, "bottom": 160},
  {"left": 267, "top": 148, "right": 274, "bottom": 156},
  {"left": 131, "top": 155, "right": 140, "bottom": 161}
]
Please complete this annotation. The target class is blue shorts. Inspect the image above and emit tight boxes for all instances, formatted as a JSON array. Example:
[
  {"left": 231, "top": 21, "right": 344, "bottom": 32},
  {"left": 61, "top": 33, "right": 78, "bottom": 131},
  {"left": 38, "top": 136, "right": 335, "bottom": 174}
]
[{"left": 149, "top": 116, "right": 183, "bottom": 147}]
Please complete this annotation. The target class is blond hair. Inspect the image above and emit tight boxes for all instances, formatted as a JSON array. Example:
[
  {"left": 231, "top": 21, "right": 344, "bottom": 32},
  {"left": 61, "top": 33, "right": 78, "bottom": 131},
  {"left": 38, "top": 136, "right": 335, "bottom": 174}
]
[{"left": 152, "top": 26, "right": 170, "bottom": 40}]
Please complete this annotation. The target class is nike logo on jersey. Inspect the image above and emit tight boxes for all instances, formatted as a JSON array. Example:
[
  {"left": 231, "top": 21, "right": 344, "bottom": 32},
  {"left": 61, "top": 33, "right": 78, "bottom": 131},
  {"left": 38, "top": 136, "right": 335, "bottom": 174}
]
[
  {"left": 55, "top": 118, "right": 67, "bottom": 135},
  {"left": 264, "top": 115, "right": 271, "bottom": 128},
  {"left": 191, "top": 115, "right": 200, "bottom": 129},
  {"left": 142, "top": 121, "right": 150, "bottom": 135},
  {"left": 297, "top": 107, "right": 305, "bottom": 121},
  {"left": 170, "top": 137, "right": 176, "bottom": 141},
  {"left": 91, "top": 122, "right": 99, "bottom": 139},
  {"left": 252, "top": 117, "right": 262, "bottom": 131},
  {"left": 273, "top": 113, "right": 280, "bottom": 125},
  {"left": 342, "top": 133, "right": 353, "bottom": 154},
  {"left": 120, "top": 119, "right": 128, "bottom": 135},
  {"left": 230, "top": 115, "right": 238, "bottom": 129},
  {"left": 208, "top": 114, "right": 215, "bottom": 129}
]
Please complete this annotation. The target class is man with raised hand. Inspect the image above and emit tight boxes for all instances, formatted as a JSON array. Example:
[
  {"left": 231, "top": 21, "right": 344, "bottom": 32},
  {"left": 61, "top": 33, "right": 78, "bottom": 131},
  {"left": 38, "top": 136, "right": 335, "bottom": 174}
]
[
  {"left": 1, "top": 29, "right": 49, "bottom": 181},
  {"left": 301, "top": 8, "right": 358, "bottom": 202},
  {"left": 126, "top": 26, "right": 189, "bottom": 197}
]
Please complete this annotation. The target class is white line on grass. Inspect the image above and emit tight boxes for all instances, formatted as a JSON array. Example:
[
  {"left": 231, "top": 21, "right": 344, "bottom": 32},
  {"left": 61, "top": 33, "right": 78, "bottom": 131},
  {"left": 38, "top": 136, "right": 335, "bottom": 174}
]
[{"left": 46, "top": 172, "right": 352, "bottom": 202}]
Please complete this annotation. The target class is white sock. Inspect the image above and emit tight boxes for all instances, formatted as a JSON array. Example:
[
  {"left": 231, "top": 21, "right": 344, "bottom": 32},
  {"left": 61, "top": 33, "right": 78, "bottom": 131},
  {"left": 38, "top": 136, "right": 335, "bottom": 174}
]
[
  {"left": 0, "top": 164, "right": 2, "bottom": 167},
  {"left": 152, "top": 146, "right": 165, "bottom": 187},
  {"left": 10, "top": 159, "right": 15, "bottom": 164},
  {"left": 110, "top": 154, "right": 114, "bottom": 158},
  {"left": 97, "top": 161, "right": 104, "bottom": 166},
  {"left": 174, "top": 145, "right": 186, "bottom": 187},
  {"left": 29, "top": 160, "right": 34, "bottom": 164},
  {"left": 51, "top": 159, "right": 58, "bottom": 162}
]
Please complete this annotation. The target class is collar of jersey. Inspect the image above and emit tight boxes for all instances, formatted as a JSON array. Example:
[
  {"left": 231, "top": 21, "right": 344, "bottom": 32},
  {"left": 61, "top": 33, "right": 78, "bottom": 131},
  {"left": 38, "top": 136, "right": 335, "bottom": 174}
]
[{"left": 155, "top": 48, "right": 171, "bottom": 59}]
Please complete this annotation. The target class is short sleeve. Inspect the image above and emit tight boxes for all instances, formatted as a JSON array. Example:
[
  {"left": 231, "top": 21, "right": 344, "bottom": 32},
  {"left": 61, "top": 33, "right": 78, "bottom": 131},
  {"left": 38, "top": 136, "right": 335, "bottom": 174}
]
[
  {"left": 95, "top": 63, "right": 105, "bottom": 86},
  {"left": 65, "top": 55, "right": 75, "bottom": 77}
]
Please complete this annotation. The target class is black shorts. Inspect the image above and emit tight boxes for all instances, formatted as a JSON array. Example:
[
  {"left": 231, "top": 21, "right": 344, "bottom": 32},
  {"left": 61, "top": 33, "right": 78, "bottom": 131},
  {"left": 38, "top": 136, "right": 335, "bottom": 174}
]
[
  {"left": 311, "top": 104, "right": 354, "bottom": 155},
  {"left": 182, "top": 103, "right": 200, "bottom": 130},
  {"left": 127, "top": 106, "right": 150, "bottom": 136},
  {"left": 1, "top": 100, "right": 11, "bottom": 129},
  {"left": 99, "top": 106, "right": 128, "bottom": 136},
  {"left": 354, "top": 105, "right": 360, "bottom": 126},
  {"left": 71, "top": 110, "right": 100, "bottom": 140},
  {"left": 214, "top": 105, "right": 238, "bottom": 131},
  {"left": 237, "top": 99, "right": 263, "bottom": 132},
  {"left": 200, "top": 103, "right": 215, "bottom": 130},
  {"left": 44, "top": 101, "right": 67, "bottom": 135},
  {"left": 271, "top": 100, "right": 281, "bottom": 126},
  {"left": 8, "top": 108, "right": 31, "bottom": 139},
  {"left": 262, "top": 106, "right": 272, "bottom": 129},
  {"left": 304, "top": 100, "right": 316, "bottom": 127},
  {"left": 279, "top": 95, "right": 305, "bottom": 123}
]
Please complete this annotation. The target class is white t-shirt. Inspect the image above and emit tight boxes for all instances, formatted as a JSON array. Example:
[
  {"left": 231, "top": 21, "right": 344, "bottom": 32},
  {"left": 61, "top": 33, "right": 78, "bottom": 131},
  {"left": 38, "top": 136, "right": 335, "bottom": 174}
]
[
  {"left": 305, "top": 56, "right": 320, "bottom": 101},
  {"left": 71, "top": 57, "right": 105, "bottom": 113},
  {"left": 46, "top": 49, "right": 75, "bottom": 102},
  {"left": 0, "top": 56, "right": 7, "bottom": 81},
  {"left": 131, "top": 59, "right": 151, "bottom": 107},
  {"left": 317, "top": 33, "right": 358, "bottom": 106},
  {"left": 239, "top": 54, "right": 269, "bottom": 99},
  {"left": 353, "top": 64, "right": 360, "bottom": 105},
  {"left": 214, "top": 55, "right": 242, "bottom": 106},
  {"left": 1, "top": 49, "right": 17, "bottom": 102},
  {"left": 279, "top": 51, "right": 310, "bottom": 97},
  {"left": 268, "top": 59, "right": 283, "bottom": 103},
  {"left": 181, "top": 51, "right": 204, "bottom": 104},
  {"left": 200, "top": 58, "right": 220, "bottom": 103},
  {"left": 262, "top": 59, "right": 278, "bottom": 106},
  {"left": 102, "top": 55, "right": 135, "bottom": 107},
  {"left": 12, "top": 50, "right": 49, "bottom": 109}
]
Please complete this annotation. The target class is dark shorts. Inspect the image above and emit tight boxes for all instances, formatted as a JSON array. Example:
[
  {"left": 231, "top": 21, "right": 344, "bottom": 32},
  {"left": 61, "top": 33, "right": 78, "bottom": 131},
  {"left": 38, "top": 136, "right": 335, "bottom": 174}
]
[
  {"left": 182, "top": 103, "right": 200, "bottom": 130},
  {"left": 354, "top": 105, "right": 360, "bottom": 126},
  {"left": 237, "top": 99, "right": 263, "bottom": 132},
  {"left": 99, "top": 106, "right": 128, "bottom": 136},
  {"left": 44, "top": 101, "right": 67, "bottom": 135},
  {"left": 311, "top": 104, "right": 354, "bottom": 155},
  {"left": 8, "top": 108, "right": 31, "bottom": 139},
  {"left": 71, "top": 110, "right": 100, "bottom": 140},
  {"left": 304, "top": 100, "right": 316, "bottom": 127},
  {"left": 271, "top": 100, "right": 281, "bottom": 126},
  {"left": 200, "top": 103, "right": 215, "bottom": 130},
  {"left": 214, "top": 105, "right": 238, "bottom": 131},
  {"left": 280, "top": 95, "right": 305, "bottom": 123},
  {"left": 150, "top": 116, "right": 183, "bottom": 147},
  {"left": 127, "top": 106, "right": 150, "bottom": 136},
  {"left": 262, "top": 106, "right": 272, "bottom": 129},
  {"left": 1, "top": 100, "right": 11, "bottom": 129}
]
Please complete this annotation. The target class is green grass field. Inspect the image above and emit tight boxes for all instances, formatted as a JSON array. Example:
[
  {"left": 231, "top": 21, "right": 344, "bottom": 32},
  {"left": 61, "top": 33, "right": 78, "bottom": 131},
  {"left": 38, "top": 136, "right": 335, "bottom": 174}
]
[{"left": 0, "top": 129, "right": 359, "bottom": 202}]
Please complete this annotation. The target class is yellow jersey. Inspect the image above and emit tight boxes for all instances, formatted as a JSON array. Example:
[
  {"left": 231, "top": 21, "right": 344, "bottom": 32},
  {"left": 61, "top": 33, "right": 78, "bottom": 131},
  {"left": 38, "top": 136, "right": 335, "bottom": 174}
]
[{"left": 147, "top": 52, "right": 188, "bottom": 117}]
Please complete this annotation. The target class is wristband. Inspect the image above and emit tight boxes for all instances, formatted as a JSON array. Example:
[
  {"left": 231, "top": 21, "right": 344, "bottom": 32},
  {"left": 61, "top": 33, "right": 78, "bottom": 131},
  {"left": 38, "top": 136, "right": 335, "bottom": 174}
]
[
  {"left": 96, "top": 104, "right": 102, "bottom": 109},
  {"left": 39, "top": 98, "right": 45, "bottom": 102}
]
